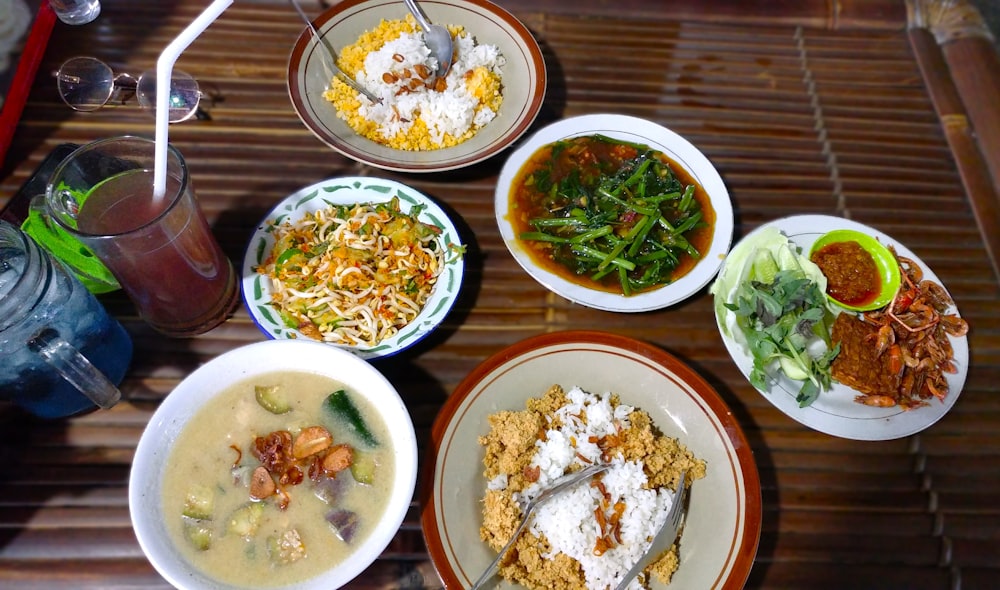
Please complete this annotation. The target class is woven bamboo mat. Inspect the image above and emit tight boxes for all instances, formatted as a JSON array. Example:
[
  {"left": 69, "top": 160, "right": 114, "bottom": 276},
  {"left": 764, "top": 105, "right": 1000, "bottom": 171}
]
[{"left": 1, "top": 0, "right": 998, "bottom": 588}]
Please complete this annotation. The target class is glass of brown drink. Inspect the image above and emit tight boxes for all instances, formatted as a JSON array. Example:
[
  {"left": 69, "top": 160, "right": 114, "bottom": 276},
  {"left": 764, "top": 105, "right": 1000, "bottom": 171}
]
[{"left": 43, "top": 136, "right": 238, "bottom": 336}]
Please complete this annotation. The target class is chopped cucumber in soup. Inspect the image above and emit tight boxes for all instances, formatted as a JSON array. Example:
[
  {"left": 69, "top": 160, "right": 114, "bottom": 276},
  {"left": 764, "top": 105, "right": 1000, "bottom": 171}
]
[
  {"left": 323, "top": 390, "right": 377, "bottom": 447},
  {"left": 350, "top": 450, "right": 377, "bottom": 485},
  {"left": 183, "top": 518, "right": 213, "bottom": 551},
  {"left": 227, "top": 501, "right": 265, "bottom": 538},
  {"left": 183, "top": 484, "right": 215, "bottom": 520},
  {"left": 255, "top": 384, "right": 291, "bottom": 414}
]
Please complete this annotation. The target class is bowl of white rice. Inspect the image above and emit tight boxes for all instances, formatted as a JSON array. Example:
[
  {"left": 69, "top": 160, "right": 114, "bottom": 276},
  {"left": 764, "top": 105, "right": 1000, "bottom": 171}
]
[
  {"left": 421, "top": 330, "right": 761, "bottom": 590},
  {"left": 287, "top": 0, "right": 546, "bottom": 172}
]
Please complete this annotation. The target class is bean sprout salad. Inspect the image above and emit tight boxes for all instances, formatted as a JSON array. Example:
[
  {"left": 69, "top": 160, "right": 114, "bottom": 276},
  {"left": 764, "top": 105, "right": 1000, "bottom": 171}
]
[{"left": 257, "top": 197, "right": 445, "bottom": 347}]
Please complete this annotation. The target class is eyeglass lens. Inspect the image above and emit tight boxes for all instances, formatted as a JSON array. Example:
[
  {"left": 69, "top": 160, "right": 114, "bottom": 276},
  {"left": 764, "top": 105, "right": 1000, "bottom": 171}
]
[
  {"left": 57, "top": 56, "right": 115, "bottom": 112},
  {"left": 135, "top": 70, "right": 202, "bottom": 123},
  {"left": 56, "top": 57, "right": 203, "bottom": 123}
]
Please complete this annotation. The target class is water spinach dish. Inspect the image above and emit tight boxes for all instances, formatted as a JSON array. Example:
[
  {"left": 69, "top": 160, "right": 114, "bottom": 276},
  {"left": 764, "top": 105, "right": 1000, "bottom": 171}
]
[{"left": 509, "top": 135, "right": 716, "bottom": 296}]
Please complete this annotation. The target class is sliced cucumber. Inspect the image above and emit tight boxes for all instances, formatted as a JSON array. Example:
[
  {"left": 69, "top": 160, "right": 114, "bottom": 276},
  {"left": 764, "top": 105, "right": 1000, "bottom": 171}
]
[
  {"left": 227, "top": 502, "right": 265, "bottom": 538},
  {"left": 183, "top": 484, "right": 215, "bottom": 520},
  {"left": 350, "top": 451, "right": 377, "bottom": 485},
  {"left": 255, "top": 384, "right": 291, "bottom": 414},
  {"left": 323, "top": 390, "right": 377, "bottom": 447},
  {"left": 183, "top": 518, "right": 213, "bottom": 551}
]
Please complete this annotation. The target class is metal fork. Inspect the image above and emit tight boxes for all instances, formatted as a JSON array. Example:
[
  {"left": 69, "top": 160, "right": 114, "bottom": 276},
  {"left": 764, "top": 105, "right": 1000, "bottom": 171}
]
[
  {"left": 469, "top": 462, "right": 611, "bottom": 590},
  {"left": 613, "top": 470, "right": 689, "bottom": 590}
]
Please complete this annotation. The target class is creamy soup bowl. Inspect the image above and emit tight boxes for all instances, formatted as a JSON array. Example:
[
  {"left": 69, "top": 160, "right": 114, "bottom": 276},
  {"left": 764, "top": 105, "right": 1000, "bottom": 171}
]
[{"left": 129, "top": 340, "right": 418, "bottom": 590}]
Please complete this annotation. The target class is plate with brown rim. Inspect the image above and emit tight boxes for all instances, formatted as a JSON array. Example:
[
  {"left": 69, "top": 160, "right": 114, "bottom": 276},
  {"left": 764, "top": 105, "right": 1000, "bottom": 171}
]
[
  {"left": 287, "top": 0, "right": 546, "bottom": 172},
  {"left": 421, "top": 330, "right": 761, "bottom": 589}
]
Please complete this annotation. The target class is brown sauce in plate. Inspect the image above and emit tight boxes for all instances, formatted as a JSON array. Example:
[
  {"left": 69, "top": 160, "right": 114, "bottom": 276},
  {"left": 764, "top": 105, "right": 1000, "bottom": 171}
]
[{"left": 810, "top": 240, "right": 880, "bottom": 306}]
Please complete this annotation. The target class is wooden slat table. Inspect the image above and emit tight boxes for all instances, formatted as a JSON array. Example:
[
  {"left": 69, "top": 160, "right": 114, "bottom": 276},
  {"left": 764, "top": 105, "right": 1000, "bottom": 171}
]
[{"left": 1, "top": 0, "right": 998, "bottom": 588}]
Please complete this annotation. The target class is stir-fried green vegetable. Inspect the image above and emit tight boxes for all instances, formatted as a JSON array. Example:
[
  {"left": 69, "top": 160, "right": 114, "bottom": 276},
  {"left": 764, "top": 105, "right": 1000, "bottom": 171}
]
[{"left": 513, "top": 135, "right": 711, "bottom": 295}]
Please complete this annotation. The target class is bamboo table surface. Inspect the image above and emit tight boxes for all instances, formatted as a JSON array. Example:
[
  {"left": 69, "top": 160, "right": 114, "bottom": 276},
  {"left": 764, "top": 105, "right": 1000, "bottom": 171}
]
[{"left": 1, "top": 0, "right": 999, "bottom": 588}]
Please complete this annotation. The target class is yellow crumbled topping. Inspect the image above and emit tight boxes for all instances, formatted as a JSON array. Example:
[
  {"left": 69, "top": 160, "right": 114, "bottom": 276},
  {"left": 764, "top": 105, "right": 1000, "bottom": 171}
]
[{"left": 322, "top": 16, "right": 504, "bottom": 151}]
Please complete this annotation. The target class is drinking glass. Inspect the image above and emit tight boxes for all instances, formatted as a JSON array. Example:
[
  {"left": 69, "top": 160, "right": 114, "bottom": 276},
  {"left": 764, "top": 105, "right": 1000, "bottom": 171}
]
[
  {"left": 47, "top": 0, "right": 101, "bottom": 26},
  {"left": 44, "top": 136, "right": 238, "bottom": 337},
  {"left": 0, "top": 219, "right": 130, "bottom": 418},
  {"left": 54, "top": 56, "right": 204, "bottom": 123}
]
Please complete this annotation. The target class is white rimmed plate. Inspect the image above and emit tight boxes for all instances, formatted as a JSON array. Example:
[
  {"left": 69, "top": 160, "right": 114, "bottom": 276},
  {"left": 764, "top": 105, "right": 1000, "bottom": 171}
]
[
  {"left": 494, "top": 113, "right": 734, "bottom": 312},
  {"left": 715, "top": 214, "right": 969, "bottom": 441},
  {"left": 241, "top": 176, "right": 465, "bottom": 360},
  {"left": 287, "top": 0, "right": 546, "bottom": 172},
  {"left": 421, "top": 330, "right": 761, "bottom": 589}
]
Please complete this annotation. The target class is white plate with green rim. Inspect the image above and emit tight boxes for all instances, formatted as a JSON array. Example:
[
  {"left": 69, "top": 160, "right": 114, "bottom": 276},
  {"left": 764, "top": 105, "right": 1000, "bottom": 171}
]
[{"left": 241, "top": 176, "right": 465, "bottom": 360}]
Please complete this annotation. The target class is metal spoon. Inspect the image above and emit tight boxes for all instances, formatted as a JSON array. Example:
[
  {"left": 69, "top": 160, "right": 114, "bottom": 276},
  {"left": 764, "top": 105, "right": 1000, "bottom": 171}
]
[
  {"left": 402, "top": 0, "right": 454, "bottom": 78},
  {"left": 469, "top": 463, "right": 611, "bottom": 589},
  {"left": 287, "top": 0, "right": 382, "bottom": 104}
]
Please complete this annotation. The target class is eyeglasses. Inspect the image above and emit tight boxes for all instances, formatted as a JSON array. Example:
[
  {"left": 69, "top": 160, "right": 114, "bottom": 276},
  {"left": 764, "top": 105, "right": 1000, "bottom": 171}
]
[{"left": 54, "top": 56, "right": 205, "bottom": 123}]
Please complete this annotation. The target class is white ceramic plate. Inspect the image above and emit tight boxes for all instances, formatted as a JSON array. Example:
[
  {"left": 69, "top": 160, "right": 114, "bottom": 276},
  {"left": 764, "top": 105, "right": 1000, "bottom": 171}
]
[
  {"left": 421, "top": 331, "right": 761, "bottom": 589},
  {"left": 715, "top": 214, "right": 969, "bottom": 441},
  {"left": 287, "top": 0, "right": 546, "bottom": 172},
  {"left": 494, "top": 114, "right": 734, "bottom": 312},
  {"left": 241, "top": 176, "right": 465, "bottom": 360}
]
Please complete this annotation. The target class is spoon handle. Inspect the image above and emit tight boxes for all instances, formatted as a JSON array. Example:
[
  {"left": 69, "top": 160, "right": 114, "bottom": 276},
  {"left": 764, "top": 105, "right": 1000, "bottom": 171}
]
[
  {"left": 403, "top": 0, "right": 435, "bottom": 31},
  {"left": 469, "top": 463, "right": 610, "bottom": 590},
  {"left": 286, "top": 0, "right": 382, "bottom": 104}
]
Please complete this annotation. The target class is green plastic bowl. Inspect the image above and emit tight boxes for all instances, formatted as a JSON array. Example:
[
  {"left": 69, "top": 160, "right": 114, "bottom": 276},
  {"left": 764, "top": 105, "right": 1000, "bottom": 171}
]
[{"left": 809, "top": 229, "right": 902, "bottom": 312}]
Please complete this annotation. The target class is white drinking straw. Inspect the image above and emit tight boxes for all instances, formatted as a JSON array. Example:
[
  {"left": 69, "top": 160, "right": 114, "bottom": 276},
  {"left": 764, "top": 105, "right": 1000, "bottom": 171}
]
[{"left": 153, "top": 0, "right": 234, "bottom": 201}]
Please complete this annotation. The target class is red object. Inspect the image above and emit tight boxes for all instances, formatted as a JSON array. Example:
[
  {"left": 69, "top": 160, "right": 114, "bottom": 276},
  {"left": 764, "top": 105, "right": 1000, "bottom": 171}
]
[{"left": 0, "top": 2, "right": 57, "bottom": 165}]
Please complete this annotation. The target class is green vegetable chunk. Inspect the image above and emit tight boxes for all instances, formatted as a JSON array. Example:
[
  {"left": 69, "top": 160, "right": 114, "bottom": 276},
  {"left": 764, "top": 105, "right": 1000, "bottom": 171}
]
[
  {"left": 323, "top": 390, "right": 377, "bottom": 447},
  {"left": 182, "top": 484, "right": 215, "bottom": 520},
  {"left": 255, "top": 384, "right": 291, "bottom": 414},
  {"left": 183, "top": 518, "right": 213, "bottom": 551},
  {"left": 227, "top": 502, "right": 265, "bottom": 538},
  {"left": 350, "top": 450, "right": 377, "bottom": 485}
]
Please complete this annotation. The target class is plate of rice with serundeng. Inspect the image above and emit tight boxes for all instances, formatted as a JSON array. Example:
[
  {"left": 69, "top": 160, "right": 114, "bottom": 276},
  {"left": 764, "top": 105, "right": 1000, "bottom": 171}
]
[
  {"left": 421, "top": 331, "right": 761, "bottom": 590},
  {"left": 479, "top": 384, "right": 704, "bottom": 589},
  {"left": 287, "top": 0, "right": 545, "bottom": 173}
]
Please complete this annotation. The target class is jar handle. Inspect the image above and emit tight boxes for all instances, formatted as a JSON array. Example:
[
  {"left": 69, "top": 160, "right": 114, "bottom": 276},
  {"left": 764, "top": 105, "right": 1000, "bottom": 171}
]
[{"left": 28, "top": 329, "right": 122, "bottom": 410}]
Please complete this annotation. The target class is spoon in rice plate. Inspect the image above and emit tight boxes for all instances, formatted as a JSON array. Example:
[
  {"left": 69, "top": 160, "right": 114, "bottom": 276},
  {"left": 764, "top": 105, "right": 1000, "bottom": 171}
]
[
  {"left": 287, "top": 0, "right": 382, "bottom": 104},
  {"left": 613, "top": 470, "right": 689, "bottom": 590},
  {"left": 470, "top": 462, "right": 612, "bottom": 590},
  {"left": 402, "top": 0, "right": 454, "bottom": 78}
]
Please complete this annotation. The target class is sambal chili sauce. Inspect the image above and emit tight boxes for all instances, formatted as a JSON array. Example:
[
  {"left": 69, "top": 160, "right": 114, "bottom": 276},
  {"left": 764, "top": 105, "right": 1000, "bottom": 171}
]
[
  {"left": 810, "top": 240, "right": 881, "bottom": 307},
  {"left": 506, "top": 135, "right": 716, "bottom": 296}
]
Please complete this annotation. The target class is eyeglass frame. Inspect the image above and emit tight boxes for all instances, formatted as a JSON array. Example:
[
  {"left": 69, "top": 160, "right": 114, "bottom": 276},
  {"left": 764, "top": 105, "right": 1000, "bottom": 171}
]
[{"left": 53, "top": 56, "right": 211, "bottom": 123}]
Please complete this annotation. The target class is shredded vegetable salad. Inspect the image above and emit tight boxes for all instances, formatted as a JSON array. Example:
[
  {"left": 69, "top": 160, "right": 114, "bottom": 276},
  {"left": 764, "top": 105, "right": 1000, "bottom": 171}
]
[{"left": 257, "top": 197, "right": 445, "bottom": 347}]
